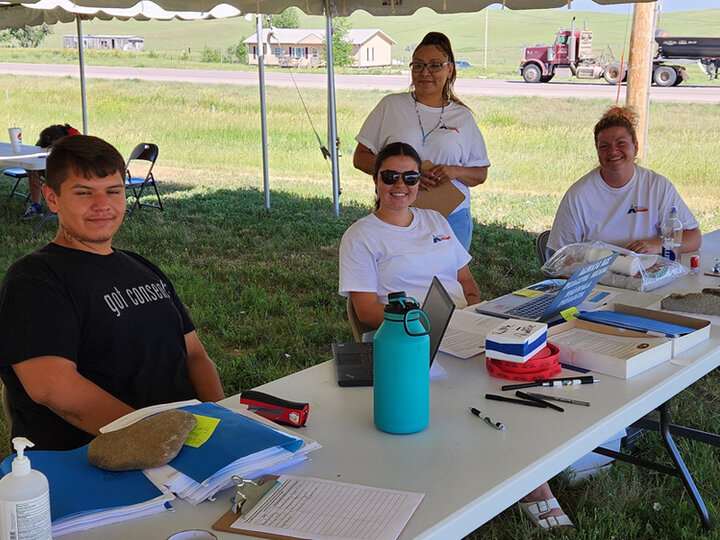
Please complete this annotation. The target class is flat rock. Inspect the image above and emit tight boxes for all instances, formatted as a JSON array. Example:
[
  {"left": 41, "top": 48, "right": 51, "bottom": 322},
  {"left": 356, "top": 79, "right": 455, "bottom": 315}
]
[
  {"left": 661, "top": 288, "right": 720, "bottom": 316},
  {"left": 88, "top": 409, "right": 197, "bottom": 471}
]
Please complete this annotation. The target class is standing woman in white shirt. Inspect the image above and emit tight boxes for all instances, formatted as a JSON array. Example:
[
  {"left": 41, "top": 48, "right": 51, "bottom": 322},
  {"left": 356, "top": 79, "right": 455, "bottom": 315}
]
[{"left": 353, "top": 32, "right": 490, "bottom": 251}]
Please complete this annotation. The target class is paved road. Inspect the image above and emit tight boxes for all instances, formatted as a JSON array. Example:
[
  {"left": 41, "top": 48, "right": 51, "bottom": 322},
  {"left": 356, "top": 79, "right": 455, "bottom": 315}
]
[{"left": 1, "top": 62, "right": 718, "bottom": 103}]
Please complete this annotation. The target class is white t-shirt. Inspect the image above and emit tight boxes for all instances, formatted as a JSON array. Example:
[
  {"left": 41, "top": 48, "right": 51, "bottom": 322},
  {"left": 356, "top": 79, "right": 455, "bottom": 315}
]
[
  {"left": 356, "top": 93, "right": 490, "bottom": 213},
  {"left": 339, "top": 208, "right": 472, "bottom": 308},
  {"left": 548, "top": 165, "right": 699, "bottom": 252}
]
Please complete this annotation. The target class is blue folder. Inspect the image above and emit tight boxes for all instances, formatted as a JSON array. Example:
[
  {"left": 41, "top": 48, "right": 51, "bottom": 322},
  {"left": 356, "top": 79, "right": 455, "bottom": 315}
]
[
  {"left": 576, "top": 311, "right": 695, "bottom": 338},
  {"left": 172, "top": 402, "right": 303, "bottom": 483},
  {"left": 0, "top": 445, "right": 165, "bottom": 523}
]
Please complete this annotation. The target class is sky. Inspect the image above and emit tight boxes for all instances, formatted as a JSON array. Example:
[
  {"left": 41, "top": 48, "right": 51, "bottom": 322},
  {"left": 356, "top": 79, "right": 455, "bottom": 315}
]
[{"left": 560, "top": 0, "right": 718, "bottom": 12}]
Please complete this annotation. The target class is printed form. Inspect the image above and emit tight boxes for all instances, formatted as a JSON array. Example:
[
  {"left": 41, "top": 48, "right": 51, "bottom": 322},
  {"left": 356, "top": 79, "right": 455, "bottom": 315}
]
[
  {"left": 231, "top": 475, "right": 424, "bottom": 540},
  {"left": 440, "top": 310, "right": 504, "bottom": 358}
]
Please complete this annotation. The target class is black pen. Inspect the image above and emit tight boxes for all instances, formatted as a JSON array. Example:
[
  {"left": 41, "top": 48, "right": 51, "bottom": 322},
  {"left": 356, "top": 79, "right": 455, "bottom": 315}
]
[
  {"left": 516, "top": 391, "right": 564, "bottom": 412},
  {"left": 485, "top": 393, "right": 547, "bottom": 408},
  {"left": 524, "top": 392, "right": 590, "bottom": 407},
  {"left": 469, "top": 407, "right": 506, "bottom": 431}
]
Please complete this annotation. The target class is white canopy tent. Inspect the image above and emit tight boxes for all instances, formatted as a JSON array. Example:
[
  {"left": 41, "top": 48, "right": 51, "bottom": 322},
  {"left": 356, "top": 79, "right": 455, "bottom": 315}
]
[{"left": 1, "top": 0, "right": 656, "bottom": 215}]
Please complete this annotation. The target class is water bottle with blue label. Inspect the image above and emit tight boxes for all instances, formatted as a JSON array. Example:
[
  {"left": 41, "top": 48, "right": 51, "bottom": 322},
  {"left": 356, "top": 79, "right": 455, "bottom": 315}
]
[
  {"left": 661, "top": 206, "right": 683, "bottom": 262},
  {"left": 373, "top": 292, "right": 430, "bottom": 434}
]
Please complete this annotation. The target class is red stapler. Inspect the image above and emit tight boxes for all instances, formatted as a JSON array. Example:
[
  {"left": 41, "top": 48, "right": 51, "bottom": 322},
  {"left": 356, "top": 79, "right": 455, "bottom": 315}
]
[{"left": 240, "top": 390, "right": 309, "bottom": 427}]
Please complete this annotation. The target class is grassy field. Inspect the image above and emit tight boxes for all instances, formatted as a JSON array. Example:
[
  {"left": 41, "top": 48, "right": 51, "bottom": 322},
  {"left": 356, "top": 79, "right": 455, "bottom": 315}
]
[
  {"left": 1, "top": 76, "right": 720, "bottom": 538},
  {"left": 2, "top": 7, "right": 720, "bottom": 83}
]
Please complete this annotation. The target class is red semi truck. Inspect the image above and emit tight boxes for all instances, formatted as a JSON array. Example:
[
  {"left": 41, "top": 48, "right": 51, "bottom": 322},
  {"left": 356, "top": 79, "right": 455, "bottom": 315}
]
[{"left": 519, "top": 21, "right": 720, "bottom": 87}]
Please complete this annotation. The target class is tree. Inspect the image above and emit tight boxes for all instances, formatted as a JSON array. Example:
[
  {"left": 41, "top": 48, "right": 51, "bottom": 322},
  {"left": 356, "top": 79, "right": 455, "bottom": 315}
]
[
  {"left": 270, "top": 7, "right": 300, "bottom": 29},
  {"left": 323, "top": 18, "right": 353, "bottom": 67},
  {"left": 226, "top": 38, "right": 248, "bottom": 64},
  {"left": 0, "top": 24, "right": 52, "bottom": 48}
]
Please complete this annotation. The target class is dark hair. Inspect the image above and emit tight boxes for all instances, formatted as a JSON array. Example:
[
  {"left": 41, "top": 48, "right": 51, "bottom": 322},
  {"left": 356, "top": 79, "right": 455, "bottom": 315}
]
[
  {"left": 594, "top": 106, "right": 638, "bottom": 147},
  {"left": 35, "top": 124, "right": 79, "bottom": 148},
  {"left": 373, "top": 142, "right": 422, "bottom": 179},
  {"left": 413, "top": 32, "right": 468, "bottom": 109},
  {"left": 45, "top": 135, "right": 126, "bottom": 193}
]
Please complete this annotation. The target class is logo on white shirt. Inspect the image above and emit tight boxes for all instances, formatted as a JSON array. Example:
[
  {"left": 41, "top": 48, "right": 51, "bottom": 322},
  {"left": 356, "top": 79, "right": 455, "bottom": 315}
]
[
  {"left": 433, "top": 234, "right": 452, "bottom": 243},
  {"left": 627, "top": 204, "right": 648, "bottom": 214}
]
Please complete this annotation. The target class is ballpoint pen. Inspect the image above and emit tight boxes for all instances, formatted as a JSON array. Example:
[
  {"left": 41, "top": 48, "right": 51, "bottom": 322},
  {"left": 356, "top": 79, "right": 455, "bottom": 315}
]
[
  {"left": 501, "top": 376, "right": 599, "bottom": 391},
  {"left": 515, "top": 391, "right": 564, "bottom": 412},
  {"left": 469, "top": 407, "right": 506, "bottom": 431},
  {"left": 524, "top": 392, "right": 590, "bottom": 407}
]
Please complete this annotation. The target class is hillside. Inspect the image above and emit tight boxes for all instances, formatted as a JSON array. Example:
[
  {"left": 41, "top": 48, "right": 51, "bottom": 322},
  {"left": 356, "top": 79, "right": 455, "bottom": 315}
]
[{"left": 37, "top": 7, "right": 720, "bottom": 67}]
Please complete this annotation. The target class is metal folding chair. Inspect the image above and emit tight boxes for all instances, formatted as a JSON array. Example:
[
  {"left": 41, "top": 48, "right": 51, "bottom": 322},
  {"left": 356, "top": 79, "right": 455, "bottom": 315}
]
[
  {"left": 125, "top": 143, "right": 162, "bottom": 216},
  {"left": 3, "top": 168, "right": 30, "bottom": 201}
]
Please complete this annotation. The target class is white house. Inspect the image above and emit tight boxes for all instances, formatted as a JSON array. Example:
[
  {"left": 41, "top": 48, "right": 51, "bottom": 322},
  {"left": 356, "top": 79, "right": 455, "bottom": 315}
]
[
  {"left": 244, "top": 28, "right": 395, "bottom": 68},
  {"left": 63, "top": 34, "right": 144, "bottom": 51}
]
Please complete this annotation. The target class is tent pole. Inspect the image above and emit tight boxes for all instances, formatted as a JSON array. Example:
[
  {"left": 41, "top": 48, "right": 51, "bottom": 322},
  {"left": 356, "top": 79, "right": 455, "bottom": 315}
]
[
  {"left": 324, "top": 0, "right": 340, "bottom": 217},
  {"left": 256, "top": 14, "right": 270, "bottom": 208},
  {"left": 76, "top": 17, "right": 88, "bottom": 134}
]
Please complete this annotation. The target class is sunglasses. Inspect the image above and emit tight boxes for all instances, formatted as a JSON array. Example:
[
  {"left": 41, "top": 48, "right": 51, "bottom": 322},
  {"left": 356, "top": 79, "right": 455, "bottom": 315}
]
[
  {"left": 379, "top": 170, "right": 422, "bottom": 186},
  {"left": 409, "top": 61, "right": 451, "bottom": 73}
]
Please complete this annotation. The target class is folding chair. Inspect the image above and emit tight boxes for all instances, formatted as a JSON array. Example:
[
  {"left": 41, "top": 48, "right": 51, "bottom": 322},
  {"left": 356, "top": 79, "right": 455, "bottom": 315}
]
[
  {"left": 125, "top": 143, "right": 162, "bottom": 216},
  {"left": 3, "top": 168, "right": 30, "bottom": 201},
  {"left": 536, "top": 229, "right": 553, "bottom": 266},
  {"left": 346, "top": 298, "right": 374, "bottom": 342}
]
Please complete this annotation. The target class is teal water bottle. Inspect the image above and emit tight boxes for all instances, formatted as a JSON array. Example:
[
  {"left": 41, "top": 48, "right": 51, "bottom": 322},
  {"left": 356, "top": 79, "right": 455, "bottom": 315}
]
[{"left": 373, "top": 292, "right": 431, "bottom": 434}]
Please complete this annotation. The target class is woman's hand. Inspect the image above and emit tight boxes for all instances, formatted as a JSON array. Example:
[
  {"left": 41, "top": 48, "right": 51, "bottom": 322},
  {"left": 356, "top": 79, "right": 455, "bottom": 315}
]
[
  {"left": 626, "top": 238, "right": 662, "bottom": 255},
  {"left": 421, "top": 163, "right": 488, "bottom": 190}
]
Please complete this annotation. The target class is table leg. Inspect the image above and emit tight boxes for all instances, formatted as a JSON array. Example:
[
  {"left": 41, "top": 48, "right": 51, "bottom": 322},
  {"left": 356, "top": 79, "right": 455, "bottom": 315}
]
[{"left": 591, "top": 401, "right": 711, "bottom": 530}]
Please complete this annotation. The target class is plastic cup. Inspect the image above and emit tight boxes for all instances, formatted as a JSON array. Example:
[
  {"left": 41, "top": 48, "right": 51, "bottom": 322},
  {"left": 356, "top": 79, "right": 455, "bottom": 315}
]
[
  {"left": 8, "top": 127, "right": 21, "bottom": 153},
  {"left": 166, "top": 531, "right": 218, "bottom": 540}
]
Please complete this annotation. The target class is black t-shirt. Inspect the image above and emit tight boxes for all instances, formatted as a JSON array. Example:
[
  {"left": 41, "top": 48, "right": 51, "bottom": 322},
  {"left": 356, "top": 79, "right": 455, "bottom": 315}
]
[{"left": 0, "top": 243, "right": 197, "bottom": 450}]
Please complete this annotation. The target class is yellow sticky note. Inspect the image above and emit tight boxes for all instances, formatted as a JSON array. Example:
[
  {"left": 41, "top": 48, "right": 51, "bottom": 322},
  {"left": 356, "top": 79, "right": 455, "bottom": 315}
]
[
  {"left": 560, "top": 307, "right": 580, "bottom": 321},
  {"left": 184, "top": 415, "right": 221, "bottom": 448},
  {"left": 513, "top": 288, "right": 543, "bottom": 298}
]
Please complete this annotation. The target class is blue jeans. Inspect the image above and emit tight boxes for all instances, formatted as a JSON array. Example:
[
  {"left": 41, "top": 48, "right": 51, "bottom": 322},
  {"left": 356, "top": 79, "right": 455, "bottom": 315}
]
[{"left": 446, "top": 207, "right": 473, "bottom": 251}]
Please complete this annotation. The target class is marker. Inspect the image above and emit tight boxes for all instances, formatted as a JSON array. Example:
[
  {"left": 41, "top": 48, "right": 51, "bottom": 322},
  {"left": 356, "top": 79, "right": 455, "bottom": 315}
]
[
  {"left": 469, "top": 407, "right": 505, "bottom": 431},
  {"left": 501, "top": 375, "right": 598, "bottom": 391},
  {"left": 485, "top": 393, "right": 548, "bottom": 408},
  {"left": 515, "top": 391, "right": 564, "bottom": 412},
  {"left": 524, "top": 392, "right": 590, "bottom": 407}
]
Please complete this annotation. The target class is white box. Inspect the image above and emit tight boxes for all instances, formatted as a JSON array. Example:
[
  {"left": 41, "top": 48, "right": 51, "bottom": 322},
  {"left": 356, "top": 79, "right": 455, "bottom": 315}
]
[
  {"left": 548, "top": 319, "right": 672, "bottom": 379},
  {"left": 485, "top": 319, "right": 547, "bottom": 363}
]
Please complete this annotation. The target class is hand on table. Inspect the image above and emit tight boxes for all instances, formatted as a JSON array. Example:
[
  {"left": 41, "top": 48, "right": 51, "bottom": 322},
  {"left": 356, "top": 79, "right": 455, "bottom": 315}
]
[{"left": 626, "top": 238, "right": 662, "bottom": 255}]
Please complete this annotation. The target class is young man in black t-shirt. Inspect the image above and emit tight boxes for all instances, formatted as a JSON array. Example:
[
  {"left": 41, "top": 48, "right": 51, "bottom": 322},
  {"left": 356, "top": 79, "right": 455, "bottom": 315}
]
[{"left": 0, "top": 135, "right": 225, "bottom": 450}]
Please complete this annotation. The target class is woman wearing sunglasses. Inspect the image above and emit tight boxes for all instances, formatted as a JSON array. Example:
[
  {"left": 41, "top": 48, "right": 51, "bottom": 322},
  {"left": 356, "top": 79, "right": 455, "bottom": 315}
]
[
  {"left": 339, "top": 142, "right": 480, "bottom": 329},
  {"left": 353, "top": 31, "right": 490, "bottom": 251}
]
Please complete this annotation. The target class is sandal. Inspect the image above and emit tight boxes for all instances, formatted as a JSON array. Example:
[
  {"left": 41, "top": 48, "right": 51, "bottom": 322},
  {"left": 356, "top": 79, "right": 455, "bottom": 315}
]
[{"left": 519, "top": 497, "right": 575, "bottom": 531}]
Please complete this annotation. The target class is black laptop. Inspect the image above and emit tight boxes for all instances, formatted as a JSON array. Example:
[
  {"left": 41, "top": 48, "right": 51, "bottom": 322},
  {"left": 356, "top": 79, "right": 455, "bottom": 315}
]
[{"left": 333, "top": 276, "right": 456, "bottom": 387}]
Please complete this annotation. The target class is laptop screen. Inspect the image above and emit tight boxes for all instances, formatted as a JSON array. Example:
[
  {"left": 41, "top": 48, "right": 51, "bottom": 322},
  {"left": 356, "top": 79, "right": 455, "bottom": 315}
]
[{"left": 421, "top": 276, "right": 456, "bottom": 363}]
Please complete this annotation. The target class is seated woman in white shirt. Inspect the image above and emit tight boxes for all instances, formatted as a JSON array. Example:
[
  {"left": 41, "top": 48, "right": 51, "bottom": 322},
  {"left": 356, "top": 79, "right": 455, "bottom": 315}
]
[
  {"left": 339, "top": 141, "right": 480, "bottom": 328},
  {"left": 338, "top": 142, "right": 572, "bottom": 531},
  {"left": 548, "top": 106, "right": 701, "bottom": 254}
]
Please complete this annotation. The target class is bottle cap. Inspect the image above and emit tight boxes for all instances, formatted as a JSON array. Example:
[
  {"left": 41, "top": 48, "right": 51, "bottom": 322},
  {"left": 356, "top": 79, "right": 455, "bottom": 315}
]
[
  {"left": 691, "top": 255, "right": 699, "bottom": 269},
  {"left": 11, "top": 437, "right": 34, "bottom": 476}
]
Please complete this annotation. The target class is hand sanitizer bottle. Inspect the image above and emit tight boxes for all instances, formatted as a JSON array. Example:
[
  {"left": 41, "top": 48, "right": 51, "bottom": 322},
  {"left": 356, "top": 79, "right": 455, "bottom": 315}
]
[{"left": 0, "top": 438, "right": 52, "bottom": 540}]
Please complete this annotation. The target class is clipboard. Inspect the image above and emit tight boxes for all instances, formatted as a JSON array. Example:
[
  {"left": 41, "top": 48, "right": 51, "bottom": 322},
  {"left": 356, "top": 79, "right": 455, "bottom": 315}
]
[{"left": 411, "top": 180, "right": 465, "bottom": 218}]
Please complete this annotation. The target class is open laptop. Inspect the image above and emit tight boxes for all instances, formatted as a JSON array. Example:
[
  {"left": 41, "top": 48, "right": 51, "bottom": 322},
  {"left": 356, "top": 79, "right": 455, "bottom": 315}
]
[
  {"left": 333, "top": 276, "right": 456, "bottom": 387},
  {"left": 474, "top": 253, "right": 618, "bottom": 322}
]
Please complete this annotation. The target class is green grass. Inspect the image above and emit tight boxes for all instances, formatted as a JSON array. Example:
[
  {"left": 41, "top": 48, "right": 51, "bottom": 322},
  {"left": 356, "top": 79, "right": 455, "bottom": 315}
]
[{"left": 1, "top": 76, "right": 720, "bottom": 539}]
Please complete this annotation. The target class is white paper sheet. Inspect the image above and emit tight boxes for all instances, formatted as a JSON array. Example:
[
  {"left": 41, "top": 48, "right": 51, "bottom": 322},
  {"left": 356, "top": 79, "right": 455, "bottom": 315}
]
[
  {"left": 439, "top": 310, "right": 504, "bottom": 358},
  {"left": 550, "top": 328, "right": 668, "bottom": 360},
  {"left": 232, "top": 475, "right": 424, "bottom": 540}
]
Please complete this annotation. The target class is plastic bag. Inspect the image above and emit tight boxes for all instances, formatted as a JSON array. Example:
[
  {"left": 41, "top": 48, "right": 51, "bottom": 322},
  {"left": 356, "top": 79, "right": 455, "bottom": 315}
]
[{"left": 541, "top": 241, "right": 687, "bottom": 292}]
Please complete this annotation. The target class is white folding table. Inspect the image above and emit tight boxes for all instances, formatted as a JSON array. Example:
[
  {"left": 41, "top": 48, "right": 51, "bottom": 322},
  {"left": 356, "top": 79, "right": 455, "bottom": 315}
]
[{"left": 70, "top": 231, "right": 720, "bottom": 540}]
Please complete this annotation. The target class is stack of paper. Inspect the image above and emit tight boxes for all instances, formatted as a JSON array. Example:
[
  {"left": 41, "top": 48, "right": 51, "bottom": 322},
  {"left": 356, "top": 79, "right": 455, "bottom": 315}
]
[
  {"left": 137, "top": 402, "right": 320, "bottom": 505},
  {"left": 0, "top": 445, "right": 174, "bottom": 537}
]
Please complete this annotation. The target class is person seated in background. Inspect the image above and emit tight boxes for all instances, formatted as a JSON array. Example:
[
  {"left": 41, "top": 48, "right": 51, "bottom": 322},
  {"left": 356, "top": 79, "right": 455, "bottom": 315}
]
[
  {"left": 21, "top": 123, "right": 81, "bottom": 219},
  {"left": 547, "top": 106, "right": 701, "bottom": 255},
  {"left": 0, "top": 135, "right": 225, "bottom": 451},
  {"left": 339, "top": 141, "right": 572, "bottom": 531},
  {"left": 339, "top": 141, "right": 480, "bottom": 329}
]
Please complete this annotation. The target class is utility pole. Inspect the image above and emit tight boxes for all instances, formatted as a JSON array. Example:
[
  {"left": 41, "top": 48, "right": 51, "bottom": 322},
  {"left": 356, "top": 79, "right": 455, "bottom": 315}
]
[
  {"left": 626, "top": 1, "right": 656, "bottom": 159},
  {"left": 484, "top": 9, "right": 488, "bottom": 70}
]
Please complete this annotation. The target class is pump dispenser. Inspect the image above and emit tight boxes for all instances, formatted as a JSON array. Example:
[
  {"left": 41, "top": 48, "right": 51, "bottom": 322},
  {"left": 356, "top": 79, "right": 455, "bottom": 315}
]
[{"left": 0, "top": 437, "right": 52, "bottom": 540}]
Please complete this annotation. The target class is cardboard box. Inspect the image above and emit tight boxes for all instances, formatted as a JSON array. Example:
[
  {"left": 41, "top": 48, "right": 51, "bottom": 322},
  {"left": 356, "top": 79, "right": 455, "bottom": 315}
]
[
  {"left": 607, "top": 303, "right": 711, "bottom": 356},
  {"left": 548, "top": 319, "right": 672, "bottom": 379}
]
